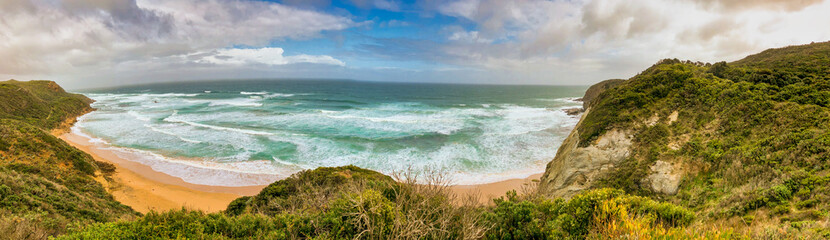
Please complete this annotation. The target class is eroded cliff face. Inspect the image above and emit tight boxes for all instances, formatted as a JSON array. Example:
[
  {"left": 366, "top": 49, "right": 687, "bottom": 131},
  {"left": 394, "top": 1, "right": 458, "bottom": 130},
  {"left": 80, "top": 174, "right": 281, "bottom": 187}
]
[
  {"left": 539, "top": 79, "right": 685, "bottom": 197},
  {"left": 538, "top": 109, "right": 633, "bottom": 197},
  {"left": 539, "top": 108, "right": 688, "bottom": 197}
]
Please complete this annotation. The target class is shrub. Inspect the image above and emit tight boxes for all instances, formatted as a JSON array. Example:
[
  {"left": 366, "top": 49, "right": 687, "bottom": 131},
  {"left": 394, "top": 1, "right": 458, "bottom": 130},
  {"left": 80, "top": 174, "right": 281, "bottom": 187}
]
[{"left": 484, "top": 189, "right": 696, "bottom": 239}]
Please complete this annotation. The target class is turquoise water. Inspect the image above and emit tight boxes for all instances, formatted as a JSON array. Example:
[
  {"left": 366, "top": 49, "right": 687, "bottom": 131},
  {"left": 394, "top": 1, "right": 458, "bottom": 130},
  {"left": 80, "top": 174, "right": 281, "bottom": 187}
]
[{"left": 74, "top": 80, "right": 586, "bottom": 186}]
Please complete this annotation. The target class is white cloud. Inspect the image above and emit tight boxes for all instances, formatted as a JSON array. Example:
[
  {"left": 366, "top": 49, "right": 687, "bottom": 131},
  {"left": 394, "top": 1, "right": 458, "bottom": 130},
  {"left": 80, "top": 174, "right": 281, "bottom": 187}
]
[
  {"left": 380, "top": 19, "right": 411, "bottom": 27},
  {"left": 429, "top": 0, "right": 830, "bottom": 84},
  {"left": 198, "top": 48, "right": 345, "bottom": 66},
  {"left": 138, "top": 0, "right": 353, "bottom": 46},
  {"left": 373, "top": 0, "right": 401, "bottom": 11},
  {"left": 0, "top": 0, "right": 354, "bottom": 83},
  {"left": 438, "top": 0, "right": 479, "bottom": 19},
  {"left": 349, "top": 0, "right": 401, "bottom": 11},
  {"left": 448, "top": 31, "right": 492, "bottom": 43},
  {"left": 3, "top": 0, "right": 830, "bottom": 87}
]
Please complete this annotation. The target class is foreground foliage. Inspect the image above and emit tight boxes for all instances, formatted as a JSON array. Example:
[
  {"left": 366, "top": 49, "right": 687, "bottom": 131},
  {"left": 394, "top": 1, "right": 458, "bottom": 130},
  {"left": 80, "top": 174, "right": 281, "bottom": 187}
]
[{"left": 61, "top": 166, "right": 719, "bottom": 239}]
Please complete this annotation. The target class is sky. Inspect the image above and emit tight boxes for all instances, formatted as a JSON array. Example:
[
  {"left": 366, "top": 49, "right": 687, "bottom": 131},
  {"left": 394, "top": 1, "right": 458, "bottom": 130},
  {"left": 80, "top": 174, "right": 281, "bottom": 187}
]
[{"left": 2, "top": 0, "right": 830, "bottom": 89}]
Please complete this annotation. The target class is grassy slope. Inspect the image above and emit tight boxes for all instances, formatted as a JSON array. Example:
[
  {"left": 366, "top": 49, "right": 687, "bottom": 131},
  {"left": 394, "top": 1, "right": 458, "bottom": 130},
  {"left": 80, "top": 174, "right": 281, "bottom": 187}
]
[
  {"left": 0, "top": 80, "right": 93, "bottom": 131},
  {"left": 575, "top": 42, "right": 830, "bottom": 237},
  {"left": 0, "top": 80, "right": 136, "bottom": 239}
]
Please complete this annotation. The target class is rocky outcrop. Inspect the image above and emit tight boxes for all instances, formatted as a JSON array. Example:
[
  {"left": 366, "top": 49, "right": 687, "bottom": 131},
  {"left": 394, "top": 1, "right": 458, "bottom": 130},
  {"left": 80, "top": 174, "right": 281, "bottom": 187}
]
[
  {"left": 538, "top": 109, "right": 634, "bottom": 197},
  {"left": 644, "top": 161, "right": 682, "bottom": 195},
  {"left": 563, "top": 107, "right": 584, "bottom": 115},
  {"left": 581, "top": 79, "right": 625, "bottom": 109}
]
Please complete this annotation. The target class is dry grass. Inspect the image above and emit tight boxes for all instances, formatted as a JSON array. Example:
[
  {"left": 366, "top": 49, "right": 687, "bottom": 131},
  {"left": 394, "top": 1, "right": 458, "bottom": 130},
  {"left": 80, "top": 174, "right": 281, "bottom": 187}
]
[
  {"left": 0, "top": 214, "right": 52, "bottom": 240},
  {"left": 388, "top": 169, "right": 488, "bottom": 240}
]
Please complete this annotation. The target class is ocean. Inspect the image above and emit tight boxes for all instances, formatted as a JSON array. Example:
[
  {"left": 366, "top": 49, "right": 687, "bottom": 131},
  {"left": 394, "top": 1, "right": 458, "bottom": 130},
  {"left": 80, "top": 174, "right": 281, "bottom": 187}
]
[{"left": 73, "top": 80, "right": 586, "bottom": 186}]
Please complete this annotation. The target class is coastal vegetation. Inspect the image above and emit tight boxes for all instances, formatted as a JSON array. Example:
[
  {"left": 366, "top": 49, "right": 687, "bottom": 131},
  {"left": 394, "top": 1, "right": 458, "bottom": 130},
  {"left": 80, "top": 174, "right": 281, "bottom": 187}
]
[
  {"left": 549, "top": 41, "right": 830, "bottom": 238},
  {"left": 0, "top": 80, "right": 137, "bottom": 239},
  {"left": 61, "top": 166, "right": 711, "bottom": 239},
  {"left": 0, "top": 80, "right": 93, "bottom": 131}
]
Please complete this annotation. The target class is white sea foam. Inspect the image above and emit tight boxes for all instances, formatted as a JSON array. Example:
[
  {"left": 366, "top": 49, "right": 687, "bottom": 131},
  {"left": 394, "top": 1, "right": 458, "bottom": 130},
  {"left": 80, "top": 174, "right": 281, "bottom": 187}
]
[
  {"left": 104, "top": 146, "right": 289, "bottom": 186},
  {"left": 265, "top": 93, "right": 295, "bottom": 98},
  {"left": 485, "top": 105, "right": 573, "bottom": 135},
  {"left": 75, "top": 89, "right": 584, "bottom": 185},
  {"left": 315, "top": 109, "right": 464, "bottom": 136},
  {"left": 164, "top": 116, "right": 274, "bottom": 136},
  {"left": 71, "top": 123, "right": 110, "bottom": 145},
  {"left": 144, "top": 124, "right": 202, "bottom": 143},
  {"left": 127, "top": 110, "right": 151, "bottom": 122},
  {"left": 324, "top": 114, "right": 419, "bottom": 124},
  {"left": 186, "top": 98, "right": 263, "bottom": 107},
  {"left": 271, "top": 156, "right": 313, "bottom": 169},
  {"left": 241, "top": 91, "right": 268, "bottom": 95},
  {"left": 536, "top": 97, "right": 582, "bottom": 104},
  {"left": 209, "top": 98, "right": 263, "bottom": 107}
]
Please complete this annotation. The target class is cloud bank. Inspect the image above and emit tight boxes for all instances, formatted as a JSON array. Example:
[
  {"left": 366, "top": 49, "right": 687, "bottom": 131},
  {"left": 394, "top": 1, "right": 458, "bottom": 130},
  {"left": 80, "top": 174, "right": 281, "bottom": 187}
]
[
  {"left": 0, "top": 0, "right": 352, "bottom": 86},
  {"left": 423, "top": 0, "right": 830, "bottom": 84},
  {"left": 1, "top": 0, "right": 829, "bottom": 87},
  {"left": 198, "top": 48, "right": 345, "bottom": 67}
]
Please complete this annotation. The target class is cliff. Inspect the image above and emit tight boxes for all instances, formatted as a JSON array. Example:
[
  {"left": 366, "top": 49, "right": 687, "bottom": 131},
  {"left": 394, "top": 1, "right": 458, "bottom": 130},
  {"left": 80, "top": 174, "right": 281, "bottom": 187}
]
[
  {"left": 540, "top": 78, "right": 631, "bottom": 197},
  {"left": 539, "top": 42, "right": 830, "bottom": 235},
  {"left": 0, "top": 80, "right": 137, "bottom": 239}
]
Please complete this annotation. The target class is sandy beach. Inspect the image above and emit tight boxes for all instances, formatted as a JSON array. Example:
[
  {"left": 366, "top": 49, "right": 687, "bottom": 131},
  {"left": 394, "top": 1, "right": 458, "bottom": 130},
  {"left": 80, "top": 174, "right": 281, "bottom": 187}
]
[
  {"left": 449, "top": 173, "right": 543, "bottom": 204},
  {"left": 59, "top": 132, "right": 265, "bottom": 213},
  {"left": 58, "top": 130, "right": 545, "bottom": 213}
]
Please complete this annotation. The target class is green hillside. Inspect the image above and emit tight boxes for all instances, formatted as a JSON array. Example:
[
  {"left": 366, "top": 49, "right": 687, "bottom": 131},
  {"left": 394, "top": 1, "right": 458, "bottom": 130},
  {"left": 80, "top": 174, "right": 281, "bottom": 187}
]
[
  {"left": 549, "top": 41, "right": 830, "bottom": 238},
  {"left": 0, "top": 80, "right": 93, "bottom": 131},
  {"left": 0, "top": 80, "right": 137, "bottom": 239}
]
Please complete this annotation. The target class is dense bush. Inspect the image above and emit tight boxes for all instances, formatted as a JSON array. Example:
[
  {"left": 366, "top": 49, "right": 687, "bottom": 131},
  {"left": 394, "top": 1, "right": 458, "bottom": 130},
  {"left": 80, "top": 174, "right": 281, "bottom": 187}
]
[
  {"left": 483, "top": 188, "right": 695, "bottom": 239},
  {"left": 226, "top": 165, "right": 396, "bottom": 216}
]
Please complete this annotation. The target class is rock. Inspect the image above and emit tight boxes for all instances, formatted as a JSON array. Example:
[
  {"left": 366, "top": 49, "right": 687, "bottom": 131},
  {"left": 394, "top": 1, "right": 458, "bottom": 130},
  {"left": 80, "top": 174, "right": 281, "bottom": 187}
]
[
  {"left": 538, "top": 109, "right": 634, "bottom": 197},
  {"left": 582, "top": 79, "right": 625, "bottom": 109},
  {"left": 563, "top": 107, "right": 584, "bottom": 115},
  {"left": 645, "top": 161, "right": 682, "bottom": 195},
  {"left": 667, "top": 111, "right": 679, "bottom": 124},
  {"left": 645, "top": 113, "right": 660, "bottom": 126}
]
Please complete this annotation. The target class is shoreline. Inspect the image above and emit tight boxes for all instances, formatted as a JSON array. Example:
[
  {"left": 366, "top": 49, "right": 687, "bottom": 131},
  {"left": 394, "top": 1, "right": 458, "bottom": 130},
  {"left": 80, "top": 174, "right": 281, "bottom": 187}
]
[
  {"left": 59, "top": 129, "right": 546, "bottom": 212},
  {"left": 59, "top": 132, "right": 264, "bottom": 213}
]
